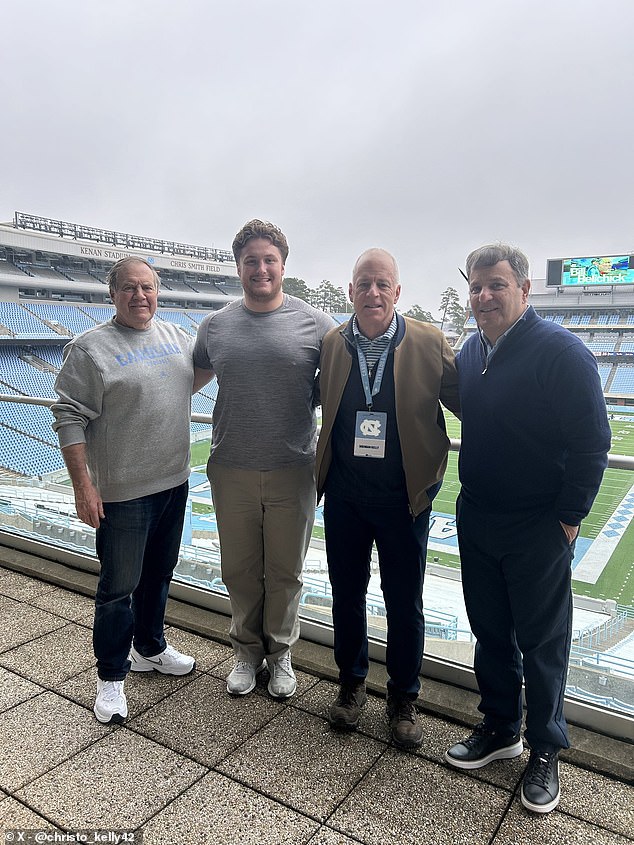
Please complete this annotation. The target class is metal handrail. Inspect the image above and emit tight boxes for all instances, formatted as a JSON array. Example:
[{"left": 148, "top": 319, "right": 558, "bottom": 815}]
[{"left": 3, "top": 394, "right": 633, "bottom": 470}]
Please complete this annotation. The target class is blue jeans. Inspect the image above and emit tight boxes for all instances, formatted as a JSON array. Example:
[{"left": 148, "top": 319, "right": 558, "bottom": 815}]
[{"left": 93, "top": 481, "right": 189, "bottom": 681}]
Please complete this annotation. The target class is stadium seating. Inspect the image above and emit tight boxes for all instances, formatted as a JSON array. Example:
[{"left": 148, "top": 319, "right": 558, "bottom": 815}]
[
  {"left": 155, "top": 309, "right": 199, "bottom": 334},
  {"left": 0, "top": 258, "right": 31, "bottom": 279},
  {"left": 34, "top": 346, "right": 65, "bottom": 369},
  {"left": 587, "top": 341, "right": 616, "bottom": 353},
  {"left": 5, "top": 272, "right": 634, "bottom": 476},
  {"left": 0, "top": 303, "right": 59, "bottom": 338},
  {"left": 0, "top": 348, "right": 58, "bottom": 397},
  {"left": 26, "top": 302, "right": 96, "bottom": 335},
  {"left": 609, "top": 366, "right": 634, "bottom": 395},
  {"left": 0, "top": 401, "right": 58, "bottom": 444},
  {"left": 0, "top": 426, "right": 65, "bottom": 475},
  {"left": 81, "top": 305, "right": 116, "bottom": 322},
  {"left": 186, "top": 312, "right": 206, "bottom": 325}
]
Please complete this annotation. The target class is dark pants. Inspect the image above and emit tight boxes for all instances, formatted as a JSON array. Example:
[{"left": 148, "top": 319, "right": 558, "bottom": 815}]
[
  {"left": 323, "top": 493, "right": 431, "bottom": 699},
  {"left": 457, "top": 495, "right": 574, "bottom": 751},
  {"left": 93, "top": 481, "right": 189, "bottom": 681}
]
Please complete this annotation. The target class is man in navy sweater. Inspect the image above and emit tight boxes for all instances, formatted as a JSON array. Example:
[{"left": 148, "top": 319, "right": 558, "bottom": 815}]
[{"left": 444, "top": 244, "right": 610, "bottom": 813}]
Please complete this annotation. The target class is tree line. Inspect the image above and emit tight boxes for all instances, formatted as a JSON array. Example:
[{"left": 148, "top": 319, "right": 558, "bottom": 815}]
[{"left": 284, "top": 278, "right": 467, "bottom": 332}]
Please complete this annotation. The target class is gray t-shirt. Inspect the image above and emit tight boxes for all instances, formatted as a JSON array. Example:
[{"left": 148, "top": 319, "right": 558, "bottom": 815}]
[
  {"left": 193, "top": 294, "right": 335, "bottom": 470},
  {"left": 52, "top": 319, "right": 194, "bottom": 502}
]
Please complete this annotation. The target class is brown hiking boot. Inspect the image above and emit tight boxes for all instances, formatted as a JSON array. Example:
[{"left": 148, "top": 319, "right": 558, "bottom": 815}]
[
  {"left": 328, "top": 682, "right": 368, "bottom": 730},
  {"left": 386, "top": 695, "right": 423, "bottom": 749}
]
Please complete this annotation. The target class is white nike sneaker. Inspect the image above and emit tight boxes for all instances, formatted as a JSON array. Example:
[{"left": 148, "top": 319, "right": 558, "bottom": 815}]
[
  {"left": 129, "top": 643, "right": 195, "bottom": 676},
  {"left": 94, "top": 678, "right": 127, "bottom": 724}
]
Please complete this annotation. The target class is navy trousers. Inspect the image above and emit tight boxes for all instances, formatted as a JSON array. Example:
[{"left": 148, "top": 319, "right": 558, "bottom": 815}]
[
  {"left": 457, "top": 495, "right": 574, "bottom": 751},
  {"left": 94, "top": 481, "right": 189, "bottom": 681},
  {"left": 323, "top": 493, "right": 430, "bottom": 699}
]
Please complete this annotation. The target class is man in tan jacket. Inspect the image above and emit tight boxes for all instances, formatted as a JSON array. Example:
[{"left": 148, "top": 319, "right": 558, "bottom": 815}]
[{"left": 316, "top": 248, "right": 460, "bottom": 748}]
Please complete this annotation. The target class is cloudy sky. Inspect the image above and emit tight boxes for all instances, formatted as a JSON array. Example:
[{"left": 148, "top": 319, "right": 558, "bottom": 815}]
[{"left": 2, "top": 0, "right": 632, "bottom": 313}]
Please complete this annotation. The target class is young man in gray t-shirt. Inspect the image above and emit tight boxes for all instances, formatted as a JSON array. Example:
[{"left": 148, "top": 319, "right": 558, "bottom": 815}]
[{"left": 193, "top": 219, "right": 334, "bottom": 698}]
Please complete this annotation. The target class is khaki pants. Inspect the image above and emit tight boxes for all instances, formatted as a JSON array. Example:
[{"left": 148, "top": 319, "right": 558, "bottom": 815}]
[{"left": 208, "top": 461, "right": 316, "bottom": 662}]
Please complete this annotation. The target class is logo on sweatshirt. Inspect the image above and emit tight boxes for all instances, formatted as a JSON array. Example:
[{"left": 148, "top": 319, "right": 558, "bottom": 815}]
[{"left": 114, "top": 342, "right": 183, "bottom": 367}]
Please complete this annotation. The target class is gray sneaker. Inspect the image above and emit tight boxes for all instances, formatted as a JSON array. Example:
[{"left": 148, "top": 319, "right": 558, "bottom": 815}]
[
  {"left": 226, "top": 660, "right": 266, "bottom": 695},
  {"left": 268, "top": 653, "right": 297, "bottom": 698}
]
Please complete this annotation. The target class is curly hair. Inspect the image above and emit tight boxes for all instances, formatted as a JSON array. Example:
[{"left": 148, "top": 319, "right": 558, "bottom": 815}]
[{"left": 232, "top": 219, "right": 289, "bottom": 264}]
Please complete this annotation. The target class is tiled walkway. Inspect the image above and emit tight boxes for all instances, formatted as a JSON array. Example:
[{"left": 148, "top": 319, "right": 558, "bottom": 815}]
[{"left": 0, "top": 565, "right": 632, "bottom": 845}]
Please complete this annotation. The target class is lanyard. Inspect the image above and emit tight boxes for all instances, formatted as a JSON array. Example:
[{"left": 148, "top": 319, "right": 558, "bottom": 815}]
[{"left": 356, "top": 342, "right": 391, "bottom": 410}]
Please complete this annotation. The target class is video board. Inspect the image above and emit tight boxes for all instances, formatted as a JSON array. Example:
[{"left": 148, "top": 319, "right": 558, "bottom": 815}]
[{"left": 547, "top": 254, "right": 634, "bottom": 287}]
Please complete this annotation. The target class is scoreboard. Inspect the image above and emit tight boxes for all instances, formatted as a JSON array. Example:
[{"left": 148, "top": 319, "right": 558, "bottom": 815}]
[{"left": 547, "top": 254, "right": 634, "bottom": 287}]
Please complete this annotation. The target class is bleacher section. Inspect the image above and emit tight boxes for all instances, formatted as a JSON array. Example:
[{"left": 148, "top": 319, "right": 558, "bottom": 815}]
[
  {"left": 156, "top": 309, "right": 198, "bottom": 335},
  {"left": 0, "top": 348, "right": 58, "bottom": 398},
  {"left": 25, "top": 303, "right": 97, "bottom": 335},
  {"left": 609, "top": 365, "right": 634, "bottom": 395},
  {"left": 81, "top": 304, "right": 116, "bottom": 323},
  {"left": 0, "top": 258, "right": 30, "bottom": 279},
  {"left": 587, "top": 340, "right": 617, "bottom": 353},
  {"left": 0, "top": 428, "right": 64, "bottom": 475},
  {"left": 16, "top": 265, "right": 67, "bottom": 283},
  {"left": 3, "top": 210, "right": 634, "bottom": 474},
  {"left": 1, "top": 401, "right": 58, "bottom": 445},
  {"left": 186, "top": 312, "right": 206, "bottom": 325},
  {"left": 0, "top": 303, "right": 60, "bottom": 339},
  {"left": 0, "top": 321, "right": 219, "bottom": 475}
]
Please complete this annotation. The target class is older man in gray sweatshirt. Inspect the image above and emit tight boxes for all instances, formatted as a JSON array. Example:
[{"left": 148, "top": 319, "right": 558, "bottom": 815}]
[{"left": 52, "top": 256, "right": 210, "bottom": 724}]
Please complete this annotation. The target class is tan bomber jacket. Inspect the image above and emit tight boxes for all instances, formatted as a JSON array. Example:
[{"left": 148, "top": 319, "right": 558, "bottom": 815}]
[{"left": 316, "top": 314, "right": 460, "bottom": 517}]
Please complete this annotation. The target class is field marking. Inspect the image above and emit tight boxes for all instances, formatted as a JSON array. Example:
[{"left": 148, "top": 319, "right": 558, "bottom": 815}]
[{"left": 573, "top": 482, "right": 634, "bottom": 584}]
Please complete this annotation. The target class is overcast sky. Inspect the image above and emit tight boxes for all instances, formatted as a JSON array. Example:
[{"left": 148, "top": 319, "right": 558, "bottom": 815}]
[{"left": 2, "top": 0, "right": 632, "bottom": 313}]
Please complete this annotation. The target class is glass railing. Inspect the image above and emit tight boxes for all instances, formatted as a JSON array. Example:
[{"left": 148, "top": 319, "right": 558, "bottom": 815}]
[{"left": 1, "top": 394, "right": 632, "bottom": 741}]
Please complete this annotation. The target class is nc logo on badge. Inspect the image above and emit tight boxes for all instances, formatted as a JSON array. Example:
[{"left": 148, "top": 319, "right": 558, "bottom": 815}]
[
  {"left": 360, "top": 418, "right": 382, "bottom": 437},
  {"left": 354, "top": 411, "right": 387, "bottom": 459}
]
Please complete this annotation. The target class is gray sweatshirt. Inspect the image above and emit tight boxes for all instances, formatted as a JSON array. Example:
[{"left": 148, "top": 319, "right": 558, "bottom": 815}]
[
  {"left": 193, "top": 295, "right": 335, "bottom": 470},
  {"left": 52, "top": 318, "right": 194, "bottom": 502}
]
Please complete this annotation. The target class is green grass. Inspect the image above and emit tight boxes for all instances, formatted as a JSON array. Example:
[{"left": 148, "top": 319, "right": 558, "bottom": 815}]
[
  {"left": 188, "top": 416, "right": 634, "bottom": 605},
  {"left": 444, "top": 413, "right": 634, "bottom": 605},
  {"left": 191, "top": 440, "right": 211, "bottom": 468}
]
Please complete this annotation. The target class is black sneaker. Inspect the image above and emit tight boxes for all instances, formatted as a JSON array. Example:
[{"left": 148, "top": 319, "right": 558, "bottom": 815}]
[
  {"left": 328, "top": 682, "right": 368, "bottom": 730},
  {"left": 445, "top": 722, "right": 524, "bottom": 769},
  {"left": 386, "top": 695, "right": 423, "bottom": 749},
  {"left": 521, "top": 750, "right": 560, "bottom": 814}
]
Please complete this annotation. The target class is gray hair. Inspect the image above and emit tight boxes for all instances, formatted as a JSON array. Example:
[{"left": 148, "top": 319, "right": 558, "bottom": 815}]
[
  {"left": 107, "top": 257, "right": 160, "bottom": 297},
  {"left": 465, "top": 243, "right": 529, "bottom": 287},
  {"left": 352, "top": 248, "right": 400, "bottom": 283}
]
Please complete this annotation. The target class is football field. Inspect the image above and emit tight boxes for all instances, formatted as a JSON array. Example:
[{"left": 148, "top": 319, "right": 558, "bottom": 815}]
[
  {"left": 441, "top": 413, "right": 634, "bottom": 606},
  {"left": 190, "top": 416, "right": 634, "bottom": 606}
]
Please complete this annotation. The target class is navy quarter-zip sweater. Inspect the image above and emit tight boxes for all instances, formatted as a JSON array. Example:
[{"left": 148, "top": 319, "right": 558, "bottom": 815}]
[{"left": 457, "top": 306, "right": 611, "bottom": 525}]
